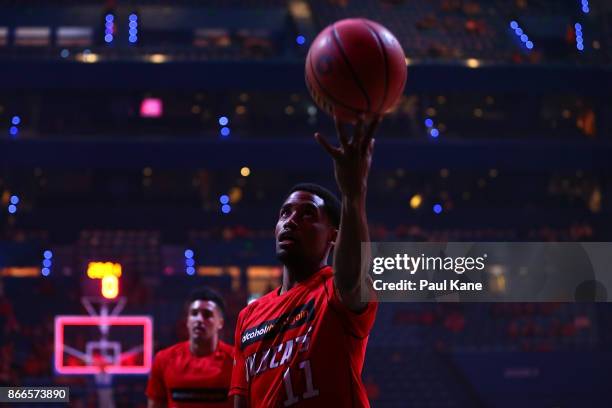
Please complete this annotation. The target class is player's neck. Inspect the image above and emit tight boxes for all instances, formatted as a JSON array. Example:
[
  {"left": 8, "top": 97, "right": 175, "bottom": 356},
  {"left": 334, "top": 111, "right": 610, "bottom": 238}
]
[
  {"left": 280, "top": 260, "right": 327, "bottom": 294},
  {"left": 189, "top": 336, "right": 217, "bottom": 357}
]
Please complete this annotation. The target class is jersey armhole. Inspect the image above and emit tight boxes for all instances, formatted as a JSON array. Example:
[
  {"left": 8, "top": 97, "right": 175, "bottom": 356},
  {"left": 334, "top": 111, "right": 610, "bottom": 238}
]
[{"left": 323, "top": 276, "right": 374, "bottom": 340}]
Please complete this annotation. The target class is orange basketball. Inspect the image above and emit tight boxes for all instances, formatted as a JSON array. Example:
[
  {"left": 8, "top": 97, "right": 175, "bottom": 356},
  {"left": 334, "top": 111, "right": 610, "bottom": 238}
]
[{"left": 305, "top": 18, "right": 407, "bottom": 124}]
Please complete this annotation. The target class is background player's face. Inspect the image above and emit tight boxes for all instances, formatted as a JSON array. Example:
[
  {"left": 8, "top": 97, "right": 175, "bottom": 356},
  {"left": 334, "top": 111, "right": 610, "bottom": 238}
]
[
  {"left": 275, "top": 191, "right": 336, "bottom": 265},
  {"left": 186, "top": 300, "right": 224, "bottom": 342}
]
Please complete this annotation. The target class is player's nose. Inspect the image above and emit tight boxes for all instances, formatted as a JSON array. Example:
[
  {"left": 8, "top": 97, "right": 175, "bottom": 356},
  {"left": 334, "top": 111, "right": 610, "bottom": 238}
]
[{"left": 284, "top": 212, "right": 298, "bottom": 229}]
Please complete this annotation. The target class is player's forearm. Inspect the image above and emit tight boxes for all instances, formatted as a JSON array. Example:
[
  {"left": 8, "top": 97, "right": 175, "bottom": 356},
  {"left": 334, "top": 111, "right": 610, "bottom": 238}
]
[{"left": 333, "top": 195, "right": 370, "bottom": 309}]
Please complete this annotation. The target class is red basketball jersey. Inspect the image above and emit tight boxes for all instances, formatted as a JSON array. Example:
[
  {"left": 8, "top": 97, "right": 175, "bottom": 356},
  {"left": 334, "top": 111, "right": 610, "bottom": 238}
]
[
  {"left": 146, "top": 340, "right": 233, "bottom": 407},
  {"left": 230, "top": 266, "right": 377, "bottom": 407}
]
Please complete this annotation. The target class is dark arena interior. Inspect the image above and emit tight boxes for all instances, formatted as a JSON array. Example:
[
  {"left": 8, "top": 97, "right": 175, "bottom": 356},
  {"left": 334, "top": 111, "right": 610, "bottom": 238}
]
[{"left": 0, "top": 0, "right": 611, "bottom": 407}]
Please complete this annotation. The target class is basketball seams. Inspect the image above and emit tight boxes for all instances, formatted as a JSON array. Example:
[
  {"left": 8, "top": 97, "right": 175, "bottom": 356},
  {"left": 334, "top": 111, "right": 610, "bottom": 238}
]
[
  {"left": 331, "top": 23, "right": 371, "bottom": 113},
  {"left": 307, "top": 52, "right": 363, "bottom": 116},
  {"left": 362, "top": 20, "right": 389, "bottom": 113},
  {"left": 305, "top": 18, "right": 407, "bottom": 122}
]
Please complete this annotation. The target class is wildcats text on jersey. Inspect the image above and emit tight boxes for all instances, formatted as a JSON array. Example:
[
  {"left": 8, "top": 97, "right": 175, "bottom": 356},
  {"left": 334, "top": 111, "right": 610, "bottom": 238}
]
[{"left": 245, "top": 327, "right": 313, "bottom": 382}]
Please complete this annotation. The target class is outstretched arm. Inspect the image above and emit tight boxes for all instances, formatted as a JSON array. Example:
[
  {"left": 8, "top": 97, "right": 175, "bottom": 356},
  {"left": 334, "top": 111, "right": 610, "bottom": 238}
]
[{"left": 315, "top": 115, "right": 380, "bottom": 312}]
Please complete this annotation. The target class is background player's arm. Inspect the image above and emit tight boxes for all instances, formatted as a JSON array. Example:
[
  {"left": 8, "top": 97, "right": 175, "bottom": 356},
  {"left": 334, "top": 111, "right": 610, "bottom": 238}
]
[
  {"left": 234, "top": 395, "right": 247, "bottom": 408},
  {"left": 315, "top": 115, "right": 379, "bottom": 312},
  {"left": 147, "top": 399, "right": 167, "bottom": 408}
]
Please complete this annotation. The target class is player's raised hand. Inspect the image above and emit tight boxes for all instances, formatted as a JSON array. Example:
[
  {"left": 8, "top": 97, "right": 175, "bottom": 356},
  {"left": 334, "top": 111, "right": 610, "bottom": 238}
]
[{"left": 314, "top": 114, "right": 381, "bottom": 200}]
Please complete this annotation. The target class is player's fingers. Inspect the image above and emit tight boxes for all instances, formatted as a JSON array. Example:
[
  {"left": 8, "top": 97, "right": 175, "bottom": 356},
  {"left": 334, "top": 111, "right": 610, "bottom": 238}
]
[
  {"left": 334, "top": 116, "right": 350, "bottom": 148},
  {"left": 354, "top": 113, "right": 366, "bottom": 146},
  {"left": 315, "top": 132, "right": 341, "bottom": 159},
  {"left": 362, "top": 115, "right": 381, "bottom": 152},
  {"left": 365, "top": 138, "right": 376, "bottom": 166},
  {"left": 368, "top": 115, "right": 382, "bottom": 137}
]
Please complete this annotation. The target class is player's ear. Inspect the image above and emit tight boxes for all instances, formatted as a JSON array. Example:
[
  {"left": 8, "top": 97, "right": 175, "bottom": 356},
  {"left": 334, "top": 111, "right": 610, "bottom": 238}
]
[
  {"left": 218, "top": 317, "right": 225, "bottom": 331},
  {"left": 215, "top": 306, "right": 225, "bottom": 330},
  {"left": 329, "top": 227, "right": 338, "bottom": 246}
]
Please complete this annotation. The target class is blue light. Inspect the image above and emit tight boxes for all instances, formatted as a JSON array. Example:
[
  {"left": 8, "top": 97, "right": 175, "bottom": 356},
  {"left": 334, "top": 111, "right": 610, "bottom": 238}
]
[
  {"left": 11, "top": 116, "right": 21, "bottom": 125},
  {"left": 104, "top": 34, "right": 113, "bottom": 43},
  {"left": 424, "top": 118, "right": 434, "bottom": 128},
  {"left": 185, "top": 258, "right": 195, "bottom": 267},
  {"left": 511, "top": 22, "right": 534, "bottom": 50},
  {"left": 430, "top": 128, "right": 440, "bottom": 138},
  {"left": 219, "top": 195, "right": 230, "bottom": 204},
  {"left": 105, "top": 14, "right": 114, "bottom": 23},
  {"left": 105, "top": 21, "right": 114, "bottom": 29},
  {"left": 218, "top": 116, "right": 229, "bottom": 126},
  {"left": 220, "top": 127, "right": 230, "bottom": 137},
  {"left": 575, "top": 22, "right": 585, "bottom": 51},
  {"left": 129, "top": 36, "right": 138, "bottom": 43},
  {"left": 129, "top": 14, "right": 138, "bottom": 21},
  {"left": 184, "top": 249, "right": 194, "bottom": 258},
  {"left": 129, "top": 21, "right": 138, "bottom": 29},
  {"left": 129, "top": 28, "right": 137, "bottom": 36},
  {"left": 9, "top": 126, "right": 18, "bottom": 136},
  {"left": 582, "top": 6, "right": 589, "bottom": 13},
  {"left": 433, "top": 204, "right": 443, "bottom": 214},
  {"left": 8, "top": 205, "right": 16, "bottom": 214},
  {"left": 60, "top": 49, "right": 70, "bottom": 58},
  {"left": 41, "top": 267, "right": 50, "bottom": 276},
  {"left": 44, "top": 250, "right": 53, "bottom": 259},
  {"left": 186, "top": 266, "right": 195, "bottom": 275},
  {"left": 43, "top": 259, "right": 52, "bottom": 268},
  {"left": 296, "top": 35, "right": 306, "bottom": 45},
  {"left": 221, "top": 204, "right": 231, "bottom": 214},
  {"left": 10, "top": 195, "right": 19, "bottom": 205}
]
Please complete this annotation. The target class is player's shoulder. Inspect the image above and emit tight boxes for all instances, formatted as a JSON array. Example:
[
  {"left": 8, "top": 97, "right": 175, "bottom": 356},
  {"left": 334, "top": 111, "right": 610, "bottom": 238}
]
[
  {"left": 155, "top": 341, "right": 189, "bottom": 361},
  {"left": 216, "top": 340, "right": 234, "bottom": 357}
]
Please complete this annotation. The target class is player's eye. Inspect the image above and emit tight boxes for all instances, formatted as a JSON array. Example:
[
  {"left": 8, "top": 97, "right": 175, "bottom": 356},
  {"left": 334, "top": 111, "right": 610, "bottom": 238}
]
[{"left": 303, "top": 209, "right": 316, "bottom": 218}]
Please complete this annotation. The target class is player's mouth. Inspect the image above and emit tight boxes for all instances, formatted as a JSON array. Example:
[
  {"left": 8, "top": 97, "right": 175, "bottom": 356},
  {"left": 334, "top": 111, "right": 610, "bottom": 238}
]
[{"left": 278, "top": 231, "right": 298, "bottom": 246}]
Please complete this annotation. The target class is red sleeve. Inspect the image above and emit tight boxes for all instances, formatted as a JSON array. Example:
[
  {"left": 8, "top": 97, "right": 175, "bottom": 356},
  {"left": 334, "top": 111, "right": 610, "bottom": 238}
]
[
  {"left": 229, "top": 309, "right": 248, "bottom": 397},
  {"left": 145, "top": 351, "right": 167, "bottom": 401},
  {"left": 325, "top": 277, "right": 378, "bottom": 339}
]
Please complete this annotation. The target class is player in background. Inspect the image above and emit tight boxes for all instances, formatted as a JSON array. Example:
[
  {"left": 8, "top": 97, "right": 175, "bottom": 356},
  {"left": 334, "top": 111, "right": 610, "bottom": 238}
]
[
  {"left": 147, "top": 287, "right": 233, "bottom": 408},
  {"left": 230, "top": 115, "right": 380, "bottom": 407}
]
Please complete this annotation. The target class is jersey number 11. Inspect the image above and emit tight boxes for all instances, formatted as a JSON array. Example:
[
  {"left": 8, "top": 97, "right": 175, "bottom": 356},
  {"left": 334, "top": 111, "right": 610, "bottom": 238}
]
[{"left": 282, "top": 360, "right": 319, "bottom": 406}]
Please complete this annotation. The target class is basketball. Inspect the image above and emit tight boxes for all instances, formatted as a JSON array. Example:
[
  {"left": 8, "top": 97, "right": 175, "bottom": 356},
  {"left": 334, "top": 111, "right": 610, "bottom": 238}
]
[{"left": 305, "top": 18, "right": 407, "bottom": 123}]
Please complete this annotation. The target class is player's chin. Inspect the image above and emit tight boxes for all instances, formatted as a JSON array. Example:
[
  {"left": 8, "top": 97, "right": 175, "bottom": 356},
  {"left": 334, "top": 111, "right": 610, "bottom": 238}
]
[
  {"left": 276, "top": 247, "right": 299, "bottom": 263},
  {"left": 191, "top": 329, "right": 209, "bottom": 339},
  {"left": 276, "top": 247, "right": 289, "bottom": 260}
]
